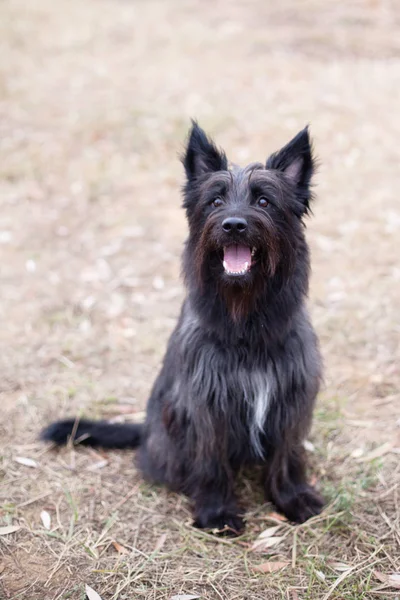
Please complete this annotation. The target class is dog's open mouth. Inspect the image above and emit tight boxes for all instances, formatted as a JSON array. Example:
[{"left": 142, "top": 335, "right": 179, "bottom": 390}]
[{"left": 222, "top": 245, "right": 256, "bottom": 276}]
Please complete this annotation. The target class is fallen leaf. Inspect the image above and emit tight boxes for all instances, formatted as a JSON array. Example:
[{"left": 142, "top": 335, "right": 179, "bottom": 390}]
[
  {"left": 154, "top": 533, "right": 167, "bottom": 552},
  {"left": 112, "top": 541, "right": 129, "bottom": 555},
  {"left": 0, "top": 525, "right": 21, "bottom": 535},
  {"left": 265, "top": 511, "right": 287, "bottom": 522},
  {"left": 170, "top": 595, "right": 200, "bottom": 600},
  {"left": 388, "top": 573, "right": 400, "bottom": 589},
  {"left": 350, "top": 448, "right": 364, "bottom": 458},
  {"left": 40, "top": 510, "right": 51, "bottom": 530},
  {"left": 117, "top": 411, "right": 146, "bottom": 423},
  {"left": 87, "top": 460, "right": 108, "bottom": 471},
  {"left": 14, "top": 457, "right": 38, "bottom": 468},
  {"left": 85, "top": 584, "right": 103, "bottom": 600},
  {"left": 357, "top": 441, "right": 394, "bottom": 462},
  {"left": 253, "top": 560, "right": 289, "bottom": 573},
  {"left": 374, "top": 571, "right": 400, "bottom": 589},
  {"left": 303, "top": 440, "right": 315, "bottom": 452},
  {"left": 258, "top": 525, "right": 281, "bottom": 539},
  {"left": 374, "top": 570, "right": 387, "bottom": 584},
  {"left": 329, "top": 561, "right": 352, "bottom": 572},
  {"left": 251, "top": 536, "right": 285, "bottom": 552},
  {"left": 346, "top": 419, "right": 373, "bottom": 428}
]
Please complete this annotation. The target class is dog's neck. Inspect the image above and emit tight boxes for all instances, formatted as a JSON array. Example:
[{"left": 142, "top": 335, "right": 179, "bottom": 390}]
[{"left": 186, "top": 272, "right": 307, "bottom": 345}]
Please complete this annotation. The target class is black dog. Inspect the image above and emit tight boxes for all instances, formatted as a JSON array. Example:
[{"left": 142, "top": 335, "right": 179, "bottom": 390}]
[{"left": 42, "top": 123, "right": 323, "bottom": 534}]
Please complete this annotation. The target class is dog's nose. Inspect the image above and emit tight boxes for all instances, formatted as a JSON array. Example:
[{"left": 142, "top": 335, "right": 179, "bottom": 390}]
[{"left": 222, "top": 217, "right": 248, "bottom": 233}]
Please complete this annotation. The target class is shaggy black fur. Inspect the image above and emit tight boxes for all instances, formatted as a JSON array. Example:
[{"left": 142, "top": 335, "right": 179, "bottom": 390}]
[{"left": 42, "top": 122, "right": 324, "bottom": 534}]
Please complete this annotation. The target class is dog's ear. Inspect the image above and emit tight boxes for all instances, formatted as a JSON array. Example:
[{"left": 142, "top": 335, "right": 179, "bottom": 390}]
[
  {"left": 266, "top": 127, "right": 315, "bottom": 212},
  {"left": 182, "top": 121, "right": 227, "bottom": 181}
]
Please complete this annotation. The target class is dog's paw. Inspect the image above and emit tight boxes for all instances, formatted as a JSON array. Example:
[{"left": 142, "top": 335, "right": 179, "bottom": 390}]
[
  {"left": 193, "top": 506, "right": 244, "bottom": 536},
  {"left": 276, "top": 485, "right": 324, "bottom": 524}
]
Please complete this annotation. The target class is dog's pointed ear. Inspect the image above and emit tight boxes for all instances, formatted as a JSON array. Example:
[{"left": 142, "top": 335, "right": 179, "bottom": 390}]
[
  {"left": 182, "top": 121, "right": 228, "bottom": 181},
  {"left": 266, "top": 127, "right": 315, "bottom": 212}
]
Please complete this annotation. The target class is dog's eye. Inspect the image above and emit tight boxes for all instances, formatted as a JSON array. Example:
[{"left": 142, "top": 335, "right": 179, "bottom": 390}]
[
  {"left": 212, "top": 197, "right": 223, "bottom": 208},
  {"left": 258, "top": 197, "right": 269, "bottom": 208}
]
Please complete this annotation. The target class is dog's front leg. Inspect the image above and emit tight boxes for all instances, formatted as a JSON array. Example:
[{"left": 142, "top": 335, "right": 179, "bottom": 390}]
[
  {"left": 191, "top": 465, "right": 244, "bottom": 535},
  {"left": 264, "top": 443, "right": 324, "bottom": 524}
]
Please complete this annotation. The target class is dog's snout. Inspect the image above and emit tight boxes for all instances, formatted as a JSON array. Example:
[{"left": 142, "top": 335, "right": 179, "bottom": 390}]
[{"left": 222, "top": 217, "right": 248, "bottom": 233}]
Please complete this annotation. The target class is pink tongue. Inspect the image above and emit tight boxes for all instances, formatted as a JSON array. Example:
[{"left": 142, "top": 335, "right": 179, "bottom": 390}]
[{"left": 223, "top": 245, "right": 251, "bottom": 273}]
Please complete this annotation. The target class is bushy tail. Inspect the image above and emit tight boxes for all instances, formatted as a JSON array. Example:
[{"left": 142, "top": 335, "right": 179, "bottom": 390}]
[{"left": 41, "top": 418, "right": 143, "bottom": 449}]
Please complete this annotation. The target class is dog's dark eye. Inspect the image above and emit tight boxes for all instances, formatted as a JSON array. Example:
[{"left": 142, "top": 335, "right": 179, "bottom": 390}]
[
  {"left": 212, "top": 197, "right": 223, "bottom": 208},
  {"left": 258, "top": 197, "right": 269, "bottom": 208}
]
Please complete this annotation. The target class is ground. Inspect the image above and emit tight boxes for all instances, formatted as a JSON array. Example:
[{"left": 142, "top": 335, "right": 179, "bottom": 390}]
[{"left": 0, "top": 0, "right": 399, "bottom": 598}]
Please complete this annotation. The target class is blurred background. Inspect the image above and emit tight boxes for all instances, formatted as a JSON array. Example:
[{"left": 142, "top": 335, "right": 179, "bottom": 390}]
[{"left": 1, "top": 1, "right": 399, "bottom": 599}]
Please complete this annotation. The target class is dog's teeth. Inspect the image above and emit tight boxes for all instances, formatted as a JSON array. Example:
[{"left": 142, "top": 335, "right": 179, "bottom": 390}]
[{"left": 224, "top": 264, "right": 251, "bottom": 275}]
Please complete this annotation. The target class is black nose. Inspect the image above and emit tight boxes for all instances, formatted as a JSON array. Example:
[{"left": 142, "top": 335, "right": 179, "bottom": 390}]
[{"left": 222, "top": 217, "right": 247, "bottom": 233}]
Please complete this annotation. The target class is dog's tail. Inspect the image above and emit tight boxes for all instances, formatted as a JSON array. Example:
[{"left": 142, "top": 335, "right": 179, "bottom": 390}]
[{"left": 41, "top": 418, "right": 143, "bottom": 449}]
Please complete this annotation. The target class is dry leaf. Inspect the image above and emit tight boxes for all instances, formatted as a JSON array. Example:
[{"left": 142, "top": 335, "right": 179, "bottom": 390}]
[
  {"left": 170, "top": 595, "right": 200, "bottom": 600},
  {"left": 329, "top": 561, "right": 352, "bottom": 572},
  {"left": 374, "top": 570, "right": 387, "bottom": 584},
  {"left": 388, "top": 573, "right": 400, "bottom": 589},
  {"left": 87, "top": 460, "right": 108, "bottom": 471},
  {"left": 40, "top": 510, "right": 51, "bottom": 530},
  {"left": 265, "top": 511, "right": 287, "bottom": 522},
  {"left": 374, "top": 571, "right": 387, "bottom": 583},
  {"left": 374, "top": 571, "right": 400, "bottom": 589},
  {"left": 85, "top": 584, "right": 103, "bottom": 600},
  {"left": 346, "top": 419, "right": 373, "bottom": 428},
  {"left": 154, "top": 533, "right": 167, "bottom": 552},
  {"left": 251, "top": 536, "right": 285, "bottom": 552},
  {"left": 303, "top": 440, "right": 315, "bottom": 452},
  {"left": 357, "top": 441, "right": 394, "bottom": 462},
  {"left": 14, "top": 457, "right": 38, "bottom": 468},
  {"left": 253, "top": 561, "right": 289, "bottom": 573},
  {"left": 117, "top": 411, "right": 146, "bottom": 423},
  {"left": 0, "top": 525, "right": 21, "bottom": 535},
  {"left": 258, "top": 525, "right": 281, "bottom": 538},
  {"left": 315, "top": 570, "right": 326, "bottom": 582},
  {"left": 112, "top": 541, "right": 129, "bottom": 555},
  {"left": 350, "top": 448, "right": 364, "bottom": 458}
]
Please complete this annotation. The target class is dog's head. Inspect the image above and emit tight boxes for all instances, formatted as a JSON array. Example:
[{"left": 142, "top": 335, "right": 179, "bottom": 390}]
[{"left": 182, "top": 122, "right": 316, "bottom": 318}]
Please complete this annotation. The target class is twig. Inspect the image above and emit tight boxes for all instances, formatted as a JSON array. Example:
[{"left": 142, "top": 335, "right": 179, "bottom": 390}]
[{"left": 292, "top": 529, "right": 297, "bottom": 569}]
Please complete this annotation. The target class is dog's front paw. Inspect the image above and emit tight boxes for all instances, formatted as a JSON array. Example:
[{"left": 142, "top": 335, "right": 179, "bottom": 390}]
[
  {"left": 193, "top": 506, "right": 244, "bottom": 536},
  {"left": 275, "top": 484, "right": 324, "bottom": 524}
]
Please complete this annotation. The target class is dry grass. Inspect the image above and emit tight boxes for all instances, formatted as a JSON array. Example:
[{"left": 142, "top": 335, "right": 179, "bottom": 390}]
[{"left": 0, "top": 0, "right": 399, "bottom": 598}]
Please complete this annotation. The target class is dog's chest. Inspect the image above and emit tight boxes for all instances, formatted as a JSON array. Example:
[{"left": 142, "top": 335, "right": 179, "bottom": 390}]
[
  {"left": 230, "top": 366, "right": 274, "bottom": 458},
  {"left": 176, "top": 306, "right": 277, "bottom": 457},
  {"left": 183, "top": 343, "right": 274, "bottom": 457}
]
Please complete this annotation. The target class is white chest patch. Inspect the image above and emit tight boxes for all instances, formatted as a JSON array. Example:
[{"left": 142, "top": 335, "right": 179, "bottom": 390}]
[{"left": 242, "top": 370, "right": 273, "bottom": 458}]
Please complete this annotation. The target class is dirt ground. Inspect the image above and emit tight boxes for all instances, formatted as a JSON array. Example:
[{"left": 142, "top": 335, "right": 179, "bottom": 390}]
[{"left": 1, "top": 0, "right": 399, "bottom": 598}]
